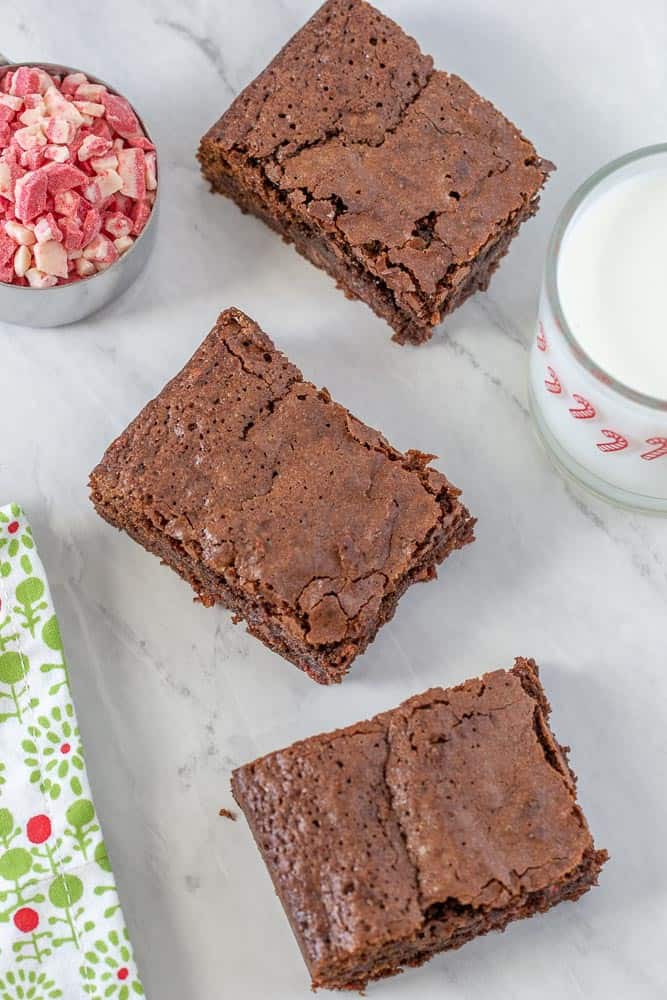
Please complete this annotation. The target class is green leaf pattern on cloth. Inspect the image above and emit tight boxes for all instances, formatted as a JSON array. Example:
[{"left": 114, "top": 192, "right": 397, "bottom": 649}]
[
  {"left": 81, "top": 927, "right": 144, "bottom": 999},
  {"left": 24, "top": 704, "right": 84, "bottom": 803},
  {"left": 0, "top": 967, "right": 63, "bottom": 999},
  {"left": 0, "top": 505, "right": 144, "bottom": 998}
]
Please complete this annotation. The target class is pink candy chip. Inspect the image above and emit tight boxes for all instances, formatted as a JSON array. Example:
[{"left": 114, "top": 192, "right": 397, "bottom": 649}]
[
  {"left": 11, "top": 67, "right": 51, "bottom": 97},
  {"left": 34, "top": 212, "right": 63, "bottom": 244},
  {"left": 19, "top": 105, "right": 46, "bottom": 127},
  {"left": 75, "top": 83, "right": 106, "bottom": 101},
  {"left": 15, "top": 170, "right": 48, "bottom": 222},
  {"left": 26, "top": 267, "right": 58, "bottom": 288},
  {"left": 81, "top": 208, "right": 101, "bottom": 246},
  {"left": 114, "top": 235, "right": 134, "bottom": 255},
  {"left": 74, "top": 100, "right": 105, "bottom": 119},
  {"left": 75, "top": 257, "right": 96, "bottom": 277},
  {"left": 78, "top": 134, "right": 113, "bottom": 162},
  {"left": 20, "top": 149, "right": 46, "bottom": 171},
  {"left": 90, "top": 153, "right": 118, "bottom": 174},
  {"left": 145, "top": 151, "right": 157, "bottom": 191},
  {"left": 14, "top": 124, "right": 47, "bottom": 151},
  {"left": 23, "top": 94, "right": 45, "bottom": 111},
  {"left": 54, "top": 189, "right": 81, "bottom": 217},
  {"left": 83, "top": 169, "right": 123, "bottom": 205},
  {"left": 130, "top": 199, "right": 151, "bottom": 236},
  {"left": 5, "top": 221, "right": 36, "bottom": 245},
  {"left": 0, "top": 151, "right": 23, "bottom": 203},
  {"left": 60, "top": 217, "right": 84, "bottom": 251},
  {"left": 61, "top": 73, "right": 87, "bottom": 95},
  {"left": 103, "top": 211, "right": 132, "bottom": 238},
  {"left": 0, "top": 163, "right": 12, "bottom": 200},
  {"left": 127, "top": 135, "right": 155, "bottom": 151},
  {"left": 43, "top": 86, "right": 83, "bottom": 125},
  {"left": 45, "top": 117, "right": 77, "bottom": 145},
  {"left": 13, "top": 244, "right": 32, "bottom": 277},
  {"left": 117, "top": 148, "right": 145, "bottom": 200},
  {"left": 34, "top": 239, "right": 68, "bottom": 278},
  {"left": 91, "top": 118, "right": 113, "bottom": 141},
  {"left": 0, "top": 94, "right": 23, "bottom": 113},
  {"left": 83, "top": 233, "right": 118, "bottom": 265},
  {"left": 0, "top": 233, "right": 16, "bottom": 266},
  {"left": 100, "top": 92, "right": 141, "bottom": 140},
  {"left": 0, "top": 65, "right": 156, "bottom": 286},
  {"left": 43, "top": 144, "right": 71, "bottom": 163},
  {"left": 44, "top": 162, "right": 88, "bottom": 194}
]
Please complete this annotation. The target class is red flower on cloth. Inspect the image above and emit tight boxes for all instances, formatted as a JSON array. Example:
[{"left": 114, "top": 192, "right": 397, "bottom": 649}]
[
  {"left": 27, "top": 814, "right": 52, "bottom": 844},
  {"left": 14, "top": 906, "right": 39, "bottom": 933}
]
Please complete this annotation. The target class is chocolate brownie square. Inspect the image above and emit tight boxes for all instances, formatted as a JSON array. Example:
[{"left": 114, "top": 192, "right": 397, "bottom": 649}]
[
  {"left": 198, "top": 0, "right": 553, "bottom": 344},
  {"left": 89, "top": 308, "right": 474, "bottom": 683},
  {"left": 232, "top": 657, "right": 607, "bottom": 990}
]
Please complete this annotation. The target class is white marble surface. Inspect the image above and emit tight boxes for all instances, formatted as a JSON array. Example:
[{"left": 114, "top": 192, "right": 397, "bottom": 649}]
[{"left": 1, "top": 1, "right": 666, "bottom": 997}]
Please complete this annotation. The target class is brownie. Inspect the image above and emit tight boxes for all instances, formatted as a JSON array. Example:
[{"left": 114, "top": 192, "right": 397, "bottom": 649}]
[
  {"left": 89, "top": 308, "right": 474, "bottom": 683},
  {"left": 232, "top": 658, "right": 607, "bottom": 990},
  {"left": 198, "top": 0, "right": 553, "bottom": 345}
]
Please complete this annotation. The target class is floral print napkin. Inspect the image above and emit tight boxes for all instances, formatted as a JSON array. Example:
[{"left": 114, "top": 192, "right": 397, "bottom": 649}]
[{"left": 0, "top": 503, "right": 144, "bottom": 999}]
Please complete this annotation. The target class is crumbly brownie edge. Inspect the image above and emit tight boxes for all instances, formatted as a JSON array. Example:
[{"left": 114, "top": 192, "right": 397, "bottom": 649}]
[
  {"left": 90, "top": 473, "right": 474, "bottom": 684},
  {"left": 196, "top": 154, "right": 414, "bottom": 339},
  {"left": 198, "top": 137, "right": 549, "bottom": 344},
  {"left": 317, "top": 847, "right": 607, "bottom": 991},
  {"left": 231, "top": 658, "right": 607, "bottom": 989}
]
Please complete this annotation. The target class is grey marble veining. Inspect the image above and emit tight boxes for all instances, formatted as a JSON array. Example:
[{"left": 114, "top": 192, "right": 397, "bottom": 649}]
[{"left": 1, "top": 1, "right": 666, "bottom": 997}]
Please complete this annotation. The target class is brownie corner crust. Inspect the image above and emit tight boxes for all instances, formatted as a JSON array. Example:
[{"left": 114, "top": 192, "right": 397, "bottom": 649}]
[{"left": 198, "top": 0, "right": 554, "bottom": 344}]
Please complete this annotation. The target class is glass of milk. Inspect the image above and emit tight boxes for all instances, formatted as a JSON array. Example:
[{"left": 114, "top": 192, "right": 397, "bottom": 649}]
[{"left": 529, "top": 143, "right": 667, "bottom": 513}]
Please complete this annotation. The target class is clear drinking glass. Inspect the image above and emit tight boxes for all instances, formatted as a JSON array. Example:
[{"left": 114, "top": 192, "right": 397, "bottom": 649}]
[{"left": 528, "top": 144, "right": 667, "bottom": 514}]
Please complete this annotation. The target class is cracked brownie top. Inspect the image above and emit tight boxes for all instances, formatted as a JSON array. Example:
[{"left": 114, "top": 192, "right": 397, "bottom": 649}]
[
  {"left": 91, "top": 308, "right": 469, "bottom": 651},
  {"left": 203, "top": 0, "right": 551, "bottom": 322},
  {"left": 232, "top": 658, "right": 596, "bottom": 976}
]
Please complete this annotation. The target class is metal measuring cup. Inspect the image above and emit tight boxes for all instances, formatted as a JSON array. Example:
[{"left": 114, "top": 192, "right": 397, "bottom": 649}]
[{"left": 0, "top": 54, "right": 159, "bottom": 328}]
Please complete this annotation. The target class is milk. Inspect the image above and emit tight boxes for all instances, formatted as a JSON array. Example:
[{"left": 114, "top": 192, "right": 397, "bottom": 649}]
[
  {"left": 529, "top": 146, "right": 667, "bottom": 512},
  {"left": 557, "top": 168, "right": 667, "bottom": 400}
]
